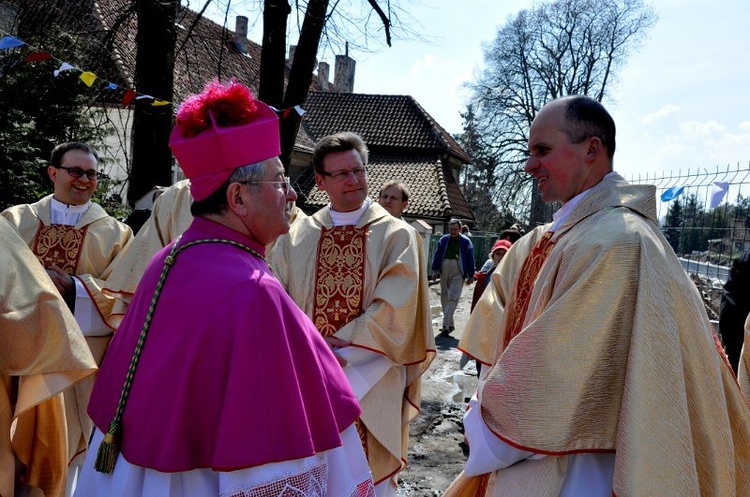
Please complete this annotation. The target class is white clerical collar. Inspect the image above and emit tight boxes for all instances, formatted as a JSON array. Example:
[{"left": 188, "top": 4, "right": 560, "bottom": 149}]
[
  {"left": 329, "top": 198, "right": 372, "bottom": 227},
  {"left": 550, "top": 171, "right": 617, "bottom": 231},
  {"left": 50, "top": 197, "right": 91, "bottom": 226}
]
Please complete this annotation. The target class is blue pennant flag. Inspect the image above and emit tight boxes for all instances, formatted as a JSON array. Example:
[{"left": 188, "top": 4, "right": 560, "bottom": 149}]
[
  {"left": 0, "top": 36, "right": 25, "bottom": 50},
  {"left": 660, "top": 185, "right": 685, "bottom": 202},
  {"left": 105, "top": 82, "right": 119, "bottom": 90}
]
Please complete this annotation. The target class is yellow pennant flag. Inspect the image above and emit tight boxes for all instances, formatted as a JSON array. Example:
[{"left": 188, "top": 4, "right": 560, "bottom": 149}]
[
  {"left": 79, "top": 71, "right": 97, "bottom": 87},
  {"left": 152, "top": 99, "right": 170, "bottom": 107}
]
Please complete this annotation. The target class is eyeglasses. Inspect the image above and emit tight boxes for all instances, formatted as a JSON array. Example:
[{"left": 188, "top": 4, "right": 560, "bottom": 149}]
[
  {"left": 55, "top": 165, "right": 101, "bottom": 180},
  {"left": 241, "top": 177, "right": 294, "bottom": 195},
  {"left": 320, "top": 166, "right": 367, "bottom": 182}
]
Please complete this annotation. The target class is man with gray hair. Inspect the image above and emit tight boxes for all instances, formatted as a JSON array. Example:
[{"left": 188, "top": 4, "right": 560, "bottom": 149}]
[
  {"left": 76, "top": 81, "right": 372, "bottom": 496},
  {"left": 431, "top": 218, "right": 475, "bottom": 334}
]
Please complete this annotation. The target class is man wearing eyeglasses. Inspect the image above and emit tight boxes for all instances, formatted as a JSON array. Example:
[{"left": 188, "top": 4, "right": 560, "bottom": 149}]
[
  {"left": 1, "top": 141, "right": 132, "bottom": 493},
  {"left": 268, "top": 131, "right": 435, "bottom": 496}
]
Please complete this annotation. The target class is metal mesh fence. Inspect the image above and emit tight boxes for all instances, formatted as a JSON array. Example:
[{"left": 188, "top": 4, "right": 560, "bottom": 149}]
[{"left": 629, "top": 163, "right": 750, "bottom": 286}]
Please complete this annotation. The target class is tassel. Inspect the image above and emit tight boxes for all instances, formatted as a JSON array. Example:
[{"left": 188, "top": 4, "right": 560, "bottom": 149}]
[{"left": 94, "top": 423, "right": 120, "bottom": 473}]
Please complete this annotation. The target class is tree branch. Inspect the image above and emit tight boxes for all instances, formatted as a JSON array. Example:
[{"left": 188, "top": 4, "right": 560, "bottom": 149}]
[{"left": 366, "top": 0, "right": 392, "bottom": 47}]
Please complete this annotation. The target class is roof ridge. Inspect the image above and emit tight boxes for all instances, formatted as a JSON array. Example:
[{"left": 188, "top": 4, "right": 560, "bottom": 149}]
[
  {"left": 406, "top": 95, "right": 472, "bottom": 163},
  {"left": 435, "top": 158, "right": 452, "bottom": 217}
]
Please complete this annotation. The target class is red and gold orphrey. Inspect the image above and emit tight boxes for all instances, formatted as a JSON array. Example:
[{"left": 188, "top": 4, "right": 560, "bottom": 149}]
[
  {"left": 312, "top": 225, "right": 368, "bottom": 337},
  {"left": 32, "top": 223, "right": 87, "bottom": 274},
  {"left": 312, "top": 225, "right": 370, "bottom": 455},
  {"left": 503, "top": 230, "right": 558, "bottom": 349}
]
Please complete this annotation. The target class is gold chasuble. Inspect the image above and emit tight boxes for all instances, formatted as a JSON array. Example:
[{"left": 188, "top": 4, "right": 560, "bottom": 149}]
[
  {"left": 500, "top": 230, "right": 558, "bottom": 350},
  {"left": 738, "top": 315, "right": 750, "bottom": 401},
  {"left": 450, "top": 174, "right": 750, "bottom": 496},
  {"left": 1, "top": 195, "right": 132, "bottom": 468},
  {"left": 458, "top": 226, "right": 547, "bottom": 367},
  {"left": 0, "top": 219, "right": 97, "bottom": 497},
  {"left": 268, "top": 202, "right": 435, "bottom": 486},
  {"left": 103, "top": 179, "right": 194, "bottom": 327}
]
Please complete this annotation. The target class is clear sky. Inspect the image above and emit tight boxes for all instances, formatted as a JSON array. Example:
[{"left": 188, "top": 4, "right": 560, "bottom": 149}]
[{"left": 199, "top": 0, "right": 750, "bottom": 181}]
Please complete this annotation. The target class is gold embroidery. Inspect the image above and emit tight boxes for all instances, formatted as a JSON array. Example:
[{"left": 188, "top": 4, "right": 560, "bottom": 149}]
[
  {"left": 503, "top": 231, "right": 558, "bottom": 349},
  {"left": 354, "top": 418, "right": 369, "bottom": 460},
  {"left": 33, "top": 224, "right": 87, "bottom": 274},
  {"left": 313, "top": 225, "right": 368, "bottom": 337}
]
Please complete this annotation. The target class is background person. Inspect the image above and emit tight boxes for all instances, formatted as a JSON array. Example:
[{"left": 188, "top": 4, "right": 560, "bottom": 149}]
[
  {"left": 378, "top": 179, "right": 410, "bottom": 218},
  {"left": 719, "top": 248, "right": 750, "bottom": 374},
  {"left": 471, "top": 240, "right": 512, "bottom": 319},
  {"left": 431, "top": 219, "right": 475, "bottom": 335}
]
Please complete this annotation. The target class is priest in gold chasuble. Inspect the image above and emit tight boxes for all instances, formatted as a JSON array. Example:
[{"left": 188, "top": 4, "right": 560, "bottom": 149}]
[
  {"left": 1, "top": 217, "right": 97, "bottom": 497},
  {"left": 1, "top": 142, "right": 132, "bottom": 493},
  {"left": 446, "top": 96, "right": 750, "bottom": 497},
  {"left": 268, "top": 132, "right": 435, "bottom": 496}
]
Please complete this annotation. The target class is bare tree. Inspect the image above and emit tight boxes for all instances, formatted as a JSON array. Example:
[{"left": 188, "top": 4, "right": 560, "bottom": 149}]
[
  {"left": 465, "top": 0, "right": 657, "bottom": 225},
  {"left": 257, "top": 0, "right": 416, "bottom": 168}
]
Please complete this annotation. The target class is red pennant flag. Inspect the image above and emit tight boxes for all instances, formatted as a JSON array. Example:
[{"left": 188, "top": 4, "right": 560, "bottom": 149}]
[
  {"left": 121, "top": 89, "right": 136, "bottom": 107},
  {"left": 25, "top": 51, "right": 52, "bottom": 62}
]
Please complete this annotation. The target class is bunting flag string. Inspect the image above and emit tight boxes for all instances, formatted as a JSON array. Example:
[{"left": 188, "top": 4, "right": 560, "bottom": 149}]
[
  {"left": 0, "top": 29, "right": 300, "bottom": 117},
  {"left": 0, "top": 30, "right": 172, "bottom": 108}
]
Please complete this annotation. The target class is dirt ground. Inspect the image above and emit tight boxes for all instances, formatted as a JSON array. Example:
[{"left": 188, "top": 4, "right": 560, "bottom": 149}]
[{"left": 397, "top": 282, "right": 479, "bottom": 496}]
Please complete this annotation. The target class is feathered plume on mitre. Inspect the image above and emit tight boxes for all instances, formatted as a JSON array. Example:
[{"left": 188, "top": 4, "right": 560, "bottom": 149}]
[{"left": 169, "top": 79, "right": 280, "bottom": 201}]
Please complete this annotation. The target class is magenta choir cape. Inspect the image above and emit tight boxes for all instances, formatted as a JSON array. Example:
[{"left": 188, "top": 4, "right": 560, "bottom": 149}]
[{"left": 87, "top": 217, "right": 361, "bottom": 472}]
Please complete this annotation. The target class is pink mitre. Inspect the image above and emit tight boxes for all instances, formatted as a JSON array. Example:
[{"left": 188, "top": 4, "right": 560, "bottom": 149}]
[{"left": 169, "top": 79, "right": 280, "bottom": 201}]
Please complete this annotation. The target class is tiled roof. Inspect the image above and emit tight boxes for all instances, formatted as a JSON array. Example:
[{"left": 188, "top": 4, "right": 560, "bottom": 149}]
[
  {"left": 14, "top": 0, "right": 324, "bottom": 106},
  {"left": 94, "top": 1, "right": 307, "bottom": 104},
  {"left": 294, "top": 124, "right": 316, "bottom": 154},
  {"left": 302, "top": 92, "right": 472, "bottom": 163},
  {"left": 293, "top": 155, "right": 474, "bottom": 221},
  {"left": 12, "top": 1, "right": 474, "bottom": 222}
]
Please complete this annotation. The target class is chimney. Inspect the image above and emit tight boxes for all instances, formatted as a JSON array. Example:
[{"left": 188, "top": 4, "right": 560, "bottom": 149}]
[
  {"left": 334, "top": 42, "right": 356, "bottom": 93},
  {"left": 233, "top": 15, "right": 248, "bottom": 54},
  {"left": 318, "top": 61, "right": 330, "bottom": 91}
]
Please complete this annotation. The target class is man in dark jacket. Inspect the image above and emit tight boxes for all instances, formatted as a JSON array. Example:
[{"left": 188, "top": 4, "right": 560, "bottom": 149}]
[{"left": 431, "top": 219, "right": 475, "bottom": 334}]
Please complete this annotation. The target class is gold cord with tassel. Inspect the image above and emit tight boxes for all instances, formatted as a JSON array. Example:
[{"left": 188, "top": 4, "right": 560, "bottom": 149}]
[{"left": 93, "top": 236, "right": 266, "bottom": 473}]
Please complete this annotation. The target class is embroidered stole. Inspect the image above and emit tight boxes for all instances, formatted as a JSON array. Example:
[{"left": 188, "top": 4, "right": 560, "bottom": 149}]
[
  {"left": 502, "top": 230, "right": 558, "bottom": 350},
  {"left": 32, "top": 222, "right": 88, "bottom": 274},
  {"left": 312, "top": 225, "right": 370, "bottom": 454},
  {"left": 312, "top": 225, "right": 368, "bottom": 337}
]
